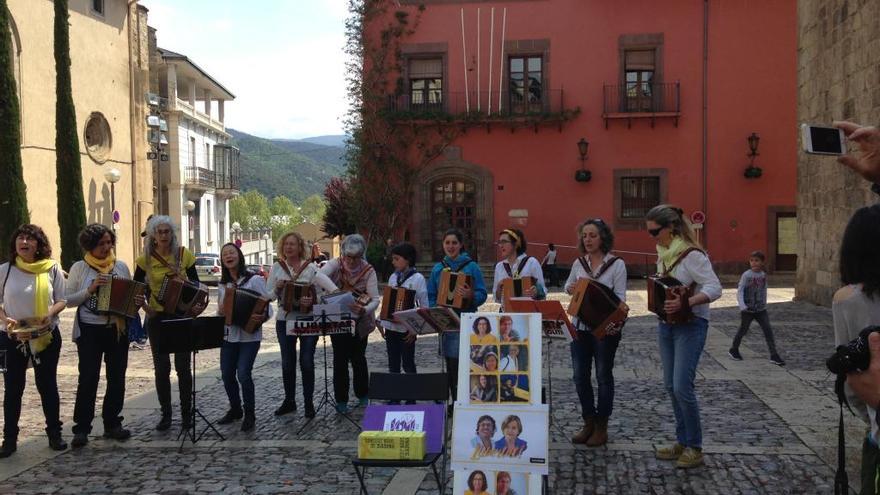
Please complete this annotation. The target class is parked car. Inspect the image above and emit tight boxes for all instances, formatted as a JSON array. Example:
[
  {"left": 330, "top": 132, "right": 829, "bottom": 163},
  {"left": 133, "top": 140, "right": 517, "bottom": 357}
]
[
  {"left": 195, "top": 255, "right": 221, "bottom": 285},
  {"left": 247, "top": 264, "right": 269, "bottom": 280}
]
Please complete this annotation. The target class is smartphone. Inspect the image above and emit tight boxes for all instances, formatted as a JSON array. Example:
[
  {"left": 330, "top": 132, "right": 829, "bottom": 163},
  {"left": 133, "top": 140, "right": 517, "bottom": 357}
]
[{"left": 801, "top": 124, "right": 846, "bottom": 155}]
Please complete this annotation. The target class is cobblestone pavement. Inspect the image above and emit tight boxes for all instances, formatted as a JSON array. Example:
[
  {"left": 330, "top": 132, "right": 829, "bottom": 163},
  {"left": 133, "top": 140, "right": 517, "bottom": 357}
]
[{"left": 0, "top": 285, "right": 864, "bottom": 494}]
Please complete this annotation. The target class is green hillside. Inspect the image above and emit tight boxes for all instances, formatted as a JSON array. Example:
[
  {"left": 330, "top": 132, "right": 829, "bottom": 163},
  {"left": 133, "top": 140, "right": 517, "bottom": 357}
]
[{"left": 228, "top": 128, "right": 347, "bottom": 203}]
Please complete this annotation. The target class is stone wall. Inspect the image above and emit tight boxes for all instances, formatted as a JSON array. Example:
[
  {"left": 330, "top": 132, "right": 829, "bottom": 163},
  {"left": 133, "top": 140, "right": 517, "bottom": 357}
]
[{"left": 797, "top": 0, "right": 880, "bottom": 305}]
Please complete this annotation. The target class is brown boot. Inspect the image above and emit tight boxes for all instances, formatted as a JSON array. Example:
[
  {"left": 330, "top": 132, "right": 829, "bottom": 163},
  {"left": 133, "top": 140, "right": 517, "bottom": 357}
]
[
  {"left": 571, "top": 417, "right": 595, "bottom": 444},
  {"left": 586, "top": 417, "right": 608, "bottom": 447}
]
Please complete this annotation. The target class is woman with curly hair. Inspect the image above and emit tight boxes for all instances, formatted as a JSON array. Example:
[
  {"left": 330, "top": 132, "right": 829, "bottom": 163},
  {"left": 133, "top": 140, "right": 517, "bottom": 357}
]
[{"left": 0, "top": 224, "right": 68, "bottom": 457}]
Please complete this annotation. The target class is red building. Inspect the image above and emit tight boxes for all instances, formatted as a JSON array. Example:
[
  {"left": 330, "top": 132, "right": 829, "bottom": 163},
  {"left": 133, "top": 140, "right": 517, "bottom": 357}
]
[{"left": 363, "top": 0, "right": 797, "bottom": 273}]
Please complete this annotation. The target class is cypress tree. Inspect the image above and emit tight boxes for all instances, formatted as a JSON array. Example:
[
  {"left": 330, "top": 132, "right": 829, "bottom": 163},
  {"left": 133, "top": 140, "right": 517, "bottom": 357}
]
[
  {"left": 0, "top": 0, "right": 30, "bottom": 263},
  {"left": 54, "top": 0, "right": 86, "bottom": 269}
]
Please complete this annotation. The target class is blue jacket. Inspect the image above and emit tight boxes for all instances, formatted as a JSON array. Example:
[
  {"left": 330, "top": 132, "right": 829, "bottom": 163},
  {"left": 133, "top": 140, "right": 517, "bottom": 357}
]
[{"left": 427, "top": 252, "right": 487, "bottom": 358}]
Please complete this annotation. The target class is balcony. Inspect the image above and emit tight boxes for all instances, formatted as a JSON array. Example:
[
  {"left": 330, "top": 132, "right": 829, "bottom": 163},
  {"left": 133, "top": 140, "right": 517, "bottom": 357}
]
[
  {"left": 385, "top": 89, "right": 579, "bottom": 132},
  {"left": 185, "top": 166, "right": 216, "bottom": 190},
  {"left": 214, "top": 144, "right": 240, "bottom": 196},
  {"left": 602, "top": 81, "right": 681, "bottom": 128}
]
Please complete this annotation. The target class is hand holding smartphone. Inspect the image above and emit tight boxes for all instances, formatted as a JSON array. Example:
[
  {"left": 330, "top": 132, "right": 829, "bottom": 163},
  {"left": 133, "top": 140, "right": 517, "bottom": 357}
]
[{"left": 802, "top": 124, "right": 846, "bottom": 155}]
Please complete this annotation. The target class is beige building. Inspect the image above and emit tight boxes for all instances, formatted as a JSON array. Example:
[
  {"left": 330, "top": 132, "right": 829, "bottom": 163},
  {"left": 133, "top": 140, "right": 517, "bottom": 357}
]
[
  {"left": 7, "top": 0, "right": 152, "bottom": 266},
  {"left": 797, "top": 0, "right": 880, "bottom": 305}
]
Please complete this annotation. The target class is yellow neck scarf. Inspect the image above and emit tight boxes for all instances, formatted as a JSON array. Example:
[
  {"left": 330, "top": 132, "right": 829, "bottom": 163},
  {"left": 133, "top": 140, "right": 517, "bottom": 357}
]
[
  {"left": 656, "top": 236, "right": 689, "bottom": 274},
  {"left": 14, "top": 256, "right": 57, "bottom": 353},
  {"left": 83, "top": 252, "right": 126, "bottom": 335}
]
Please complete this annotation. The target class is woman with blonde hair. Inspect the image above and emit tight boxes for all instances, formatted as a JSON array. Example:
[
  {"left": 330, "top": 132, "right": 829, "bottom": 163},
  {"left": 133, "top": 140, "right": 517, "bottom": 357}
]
[
  {"left": 266, "top": 231, "right": 337, "bottom": 418},
  {"left": 645, "top": 205, "right": 721, "bottom": 469}
]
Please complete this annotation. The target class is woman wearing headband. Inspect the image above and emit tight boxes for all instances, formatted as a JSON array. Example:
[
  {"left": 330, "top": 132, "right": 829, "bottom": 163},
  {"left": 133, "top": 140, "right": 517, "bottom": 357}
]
[{"left": 492, "top": 228, "right": 545, "bottom": 312}]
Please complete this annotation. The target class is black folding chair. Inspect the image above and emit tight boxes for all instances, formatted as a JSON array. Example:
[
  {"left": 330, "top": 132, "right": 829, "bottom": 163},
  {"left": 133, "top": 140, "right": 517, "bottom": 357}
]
[{"left": 352, "top": 372, "right": 449, "bottom": 495}]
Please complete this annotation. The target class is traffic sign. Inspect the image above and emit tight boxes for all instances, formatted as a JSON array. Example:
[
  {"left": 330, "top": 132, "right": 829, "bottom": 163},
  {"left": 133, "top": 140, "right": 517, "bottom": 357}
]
[
  {"left": 112, "top": 210, "right": 120, "bottom": 224},
  {"left": 234, "top": 239, "right": 242, "bottom": 248},
  {"left": 691, "top": 210, "right": 706, "bottom": 225}
]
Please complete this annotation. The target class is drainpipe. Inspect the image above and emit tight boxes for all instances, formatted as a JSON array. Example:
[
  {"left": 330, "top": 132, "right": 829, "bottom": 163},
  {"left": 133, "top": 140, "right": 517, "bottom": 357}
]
[
  {"left": 701, "top": 0, "right": 709, "bottom": 250},
  {"left": 127, "top": 2, "right": 140, "bottom": 261}
]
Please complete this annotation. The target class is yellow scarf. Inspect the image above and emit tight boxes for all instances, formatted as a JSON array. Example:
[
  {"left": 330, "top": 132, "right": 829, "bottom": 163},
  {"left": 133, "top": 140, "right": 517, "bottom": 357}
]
[
  {"left": 656, "top": 237, "right": 689, "bottom": 274},
  {"left": 84, "top": 252, "right": 126, "bottom": 336},
  {"left": 14, "top": 256, "right": 57, "bottom": 353}
]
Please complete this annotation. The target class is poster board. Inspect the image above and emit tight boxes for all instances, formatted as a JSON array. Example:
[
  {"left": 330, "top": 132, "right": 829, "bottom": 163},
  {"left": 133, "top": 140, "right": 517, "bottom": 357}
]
[
  {"left": 452, "top": 468, "right": 542, "bottom": 495},
  {"left": 451, "top": 404, "right": 549, "bottom": 474}
]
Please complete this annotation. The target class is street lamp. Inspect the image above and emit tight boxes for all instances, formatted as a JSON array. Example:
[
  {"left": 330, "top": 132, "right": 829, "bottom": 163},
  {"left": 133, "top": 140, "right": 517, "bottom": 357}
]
[
  {"left": 262, "top": 233, "right": 270, "bottom": 265},
  {"left": 744, "top": 132, "right": 763, "bottom": 179},
  {"left": 185, "top": 200, "right": 196, "bottom": 251},
  {"left": 103, "top": 168, "right": 122, "bottom": 228},
  {"left": 575, "top": 138, "right": 592, "bottom": 182}
]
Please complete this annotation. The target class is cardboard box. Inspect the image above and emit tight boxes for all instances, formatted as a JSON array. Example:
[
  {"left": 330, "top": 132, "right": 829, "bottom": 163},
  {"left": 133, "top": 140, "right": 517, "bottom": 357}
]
[{"left": 357, "top": 431, "right": 427, "bottom": 460}]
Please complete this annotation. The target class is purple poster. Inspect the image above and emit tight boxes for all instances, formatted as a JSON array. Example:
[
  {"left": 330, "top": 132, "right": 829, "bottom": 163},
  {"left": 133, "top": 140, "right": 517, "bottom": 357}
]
[{"left": 362, "top": 404, "right": 445, "bottom": 454}]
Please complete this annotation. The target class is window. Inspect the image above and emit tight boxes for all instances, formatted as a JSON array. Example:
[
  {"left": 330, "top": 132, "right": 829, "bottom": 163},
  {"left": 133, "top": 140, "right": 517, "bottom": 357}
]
[
  {"left": 613, "top": 169, "right": 667, "bottom": 229},
  {"left": 408, "top": 58, "right": 443, "bottom": 111},
  {"left": 624, "top": 49, "right": 655, "bottom": 112},
  {"left": 207, "top": 199, "right": 213, "bottom": 243},
  {"left": 430, "top": 179, "right": 476, "bottom": 260},
  {"left": 92, "top": 0, "right": 104, "bottom": 15},
  {"left": 205, "top": 143, "right": 211, "bottom": 170},
  {"left": 509, "top": 56, "right": 542, "bottom": 114},
  {"left": 83, "top": 112, "right": 112, "bottom": 164},
  {"left": 189, "top": 137, "right": 196, "bottom": 168}
]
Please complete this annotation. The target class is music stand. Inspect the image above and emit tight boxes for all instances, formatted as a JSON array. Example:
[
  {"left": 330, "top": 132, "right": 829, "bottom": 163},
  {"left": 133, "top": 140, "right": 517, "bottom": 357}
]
[
  {"left": 296, "top": 305, "right": 361, "bottom": 434},
  {"left": 151, "top": 316, "right": 225, "bottom": 451}
]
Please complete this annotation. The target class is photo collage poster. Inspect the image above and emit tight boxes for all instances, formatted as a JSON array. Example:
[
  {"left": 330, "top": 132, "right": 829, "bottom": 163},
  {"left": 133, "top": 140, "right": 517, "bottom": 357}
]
[
  {"left": 451, "top": 404, "right": 549, "bottom": 474},
  {"left": 458, "top": 313, "right": 543, "bottom": 407},
  {"left": 452, "top": 466, "right": 543, "bottom": 495}
]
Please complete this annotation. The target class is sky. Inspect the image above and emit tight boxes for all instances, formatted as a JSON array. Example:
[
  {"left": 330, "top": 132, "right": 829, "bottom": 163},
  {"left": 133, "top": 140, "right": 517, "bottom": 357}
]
[{"left": 140, "top": 0, "right": 350, "bottom": 140}]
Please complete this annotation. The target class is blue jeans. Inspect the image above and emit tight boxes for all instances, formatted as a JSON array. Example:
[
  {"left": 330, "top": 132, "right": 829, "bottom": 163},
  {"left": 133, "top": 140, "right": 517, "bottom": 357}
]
[
  {"left": 658, "top": 317, "right": 708, "bottom": 448},
  {"left": 385, "top": 331, "right": 416, "bottom": 374},
  {"left": 570, "top": 332, "right": 621, "bottom": 418},
  {"left": 220, "top": 340, "right": 261, "bottom": 412},
  {"left": 275, "top": 321, "right": 318, "bottom": 405}
]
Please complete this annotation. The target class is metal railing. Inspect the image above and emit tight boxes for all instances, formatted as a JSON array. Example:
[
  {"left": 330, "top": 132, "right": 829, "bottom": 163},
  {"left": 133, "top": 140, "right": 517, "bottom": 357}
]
[
  {"left": 184, "top": 166, "right": 215, "bottom": 188},
  {"left": 530, "top": 242, "right": 658, "bottom": 280},
  {"left": 214, "top": 144, "right": 240, "bottom": 191},
  {"left": 603, "top": 81, "right": 680, "bottom": 114},
  {"left": 387, "top": 89, "right": 569, "bottom": 117}
]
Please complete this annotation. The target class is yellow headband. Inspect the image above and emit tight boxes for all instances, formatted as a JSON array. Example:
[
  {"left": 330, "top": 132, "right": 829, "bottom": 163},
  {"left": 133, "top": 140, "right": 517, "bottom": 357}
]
[{"left": 502, "top": 229, "right": 520, "bottom": 245}]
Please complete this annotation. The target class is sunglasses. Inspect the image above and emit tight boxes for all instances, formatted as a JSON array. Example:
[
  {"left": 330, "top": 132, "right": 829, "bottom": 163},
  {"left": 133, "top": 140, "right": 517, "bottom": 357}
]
[{"left": 648, "top": 226, "right": 665, "bottom": 237}]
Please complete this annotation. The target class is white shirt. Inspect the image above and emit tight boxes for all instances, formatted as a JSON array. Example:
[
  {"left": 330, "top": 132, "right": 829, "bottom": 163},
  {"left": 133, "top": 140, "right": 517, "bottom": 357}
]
[
  {"left": 0, "top": 262, "right": 66, "bottom": 332},
  {"left": 319, "top": 258, "right": 381, "bottom": 315},
  {"left": 65, "top": 260, "right": 133, "bottom": 339},
  {"left": 542, "top": 250, "right": 557, "bottom": 265},
  {"left": 564, "top": 253, "right": 628, "bottom": 331},
  {"left": 492, "top": 254, "right": 546, "bottom": 310},
  {"left": 266, "top": 260, "right": 338, "bottom": 320},
  {"left": 217, "top": 273, "right": 273, "bottom": 343},
  {"left": 657, "top": 250, "right": 722, "bottom": 321},
  {"left": 379, "top": 269, "right": 429, "bottom": 331},
  {"left": 500, "top": 354, "right": 519, "bottom": 372}
]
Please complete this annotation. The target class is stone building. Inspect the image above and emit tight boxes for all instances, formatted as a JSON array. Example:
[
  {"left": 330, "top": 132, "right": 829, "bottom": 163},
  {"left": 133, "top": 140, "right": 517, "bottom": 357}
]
[
  {"left": 6, "top": 0, "right": 152, "bottom": 264},
  {"left": 797, "top": 0, "right": 880, "bottom": 305}
]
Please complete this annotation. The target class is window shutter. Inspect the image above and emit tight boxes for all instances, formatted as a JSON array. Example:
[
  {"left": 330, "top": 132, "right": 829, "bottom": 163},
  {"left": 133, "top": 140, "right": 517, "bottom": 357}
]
[
  {"left": 409, "top": 58, "right": 443, "bottom": 78},
  {"left": 625, "top": 50, "right": 655, "bottom": 71}
]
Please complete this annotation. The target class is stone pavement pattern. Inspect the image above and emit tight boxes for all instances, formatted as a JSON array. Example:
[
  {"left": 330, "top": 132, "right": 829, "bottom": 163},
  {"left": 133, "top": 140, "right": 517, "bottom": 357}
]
[{"left": 0, "top": 286, "right": 864, "bottom": 494}]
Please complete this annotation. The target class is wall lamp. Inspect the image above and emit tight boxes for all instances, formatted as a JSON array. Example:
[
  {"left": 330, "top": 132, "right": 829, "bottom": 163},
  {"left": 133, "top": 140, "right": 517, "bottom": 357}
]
[
  {"left": 744, "top": 132, "right": 762, "bottom": 179},
  {"left": 574, "top": 138, "right": 592, "bottom": 182}
]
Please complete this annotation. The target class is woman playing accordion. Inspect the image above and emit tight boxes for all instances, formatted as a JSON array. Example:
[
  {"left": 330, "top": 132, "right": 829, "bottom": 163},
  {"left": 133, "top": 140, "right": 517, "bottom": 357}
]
[{"left": 492, "top": 228, "right": 546, "bottom": 312}]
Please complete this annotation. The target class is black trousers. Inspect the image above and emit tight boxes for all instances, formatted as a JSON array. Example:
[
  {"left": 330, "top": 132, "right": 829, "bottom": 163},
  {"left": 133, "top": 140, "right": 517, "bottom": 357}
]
[
  {"left": 731, "top": 310, "right": 779, "bottom": 356},
  {"left": 146, "top": 317, "right": 192, "bottom": 416},
  {"left": 1, "top": 327, "right": 63, "bottom": 439},
  {"left": 330, "top": 333, "right": 369, "bottom": 403},
  {"left": 73, "top": 321, "right": 129, "bottom": 434}
]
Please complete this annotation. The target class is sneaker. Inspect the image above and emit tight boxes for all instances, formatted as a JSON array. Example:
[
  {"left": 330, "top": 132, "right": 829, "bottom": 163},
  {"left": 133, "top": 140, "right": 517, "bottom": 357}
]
[
  {"left": 103, "top": 426, "right": 131, "bottom": 441},
  {"left": 655, "top": 442, "right": 684, "bottom": 460},
  {"left": 770, "top": 354, "right": 786, "bottom": 366},
  {"left": 335, "top": 402, "right": 350, "bottom": 414},
  {"left": 274, "top": 400, "right": 297, "bottom": 416},
  {"left": 676, "top": 447, "right": 704, "bottom": 469},
  {"left": 728, "top": 348, "right": 743, "bottom": 361},
  {"left": 217, "top": 408, "right": 243, "bottom": 425}
]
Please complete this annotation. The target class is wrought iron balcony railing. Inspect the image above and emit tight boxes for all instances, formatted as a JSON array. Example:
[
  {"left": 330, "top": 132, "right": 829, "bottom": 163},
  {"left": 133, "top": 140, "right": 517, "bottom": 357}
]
[
  {"left": 602, "top": 81, "right": 681, "bottom": 127},
  {"left": 184, "top": 166, "right": 215, "bottom": 189},
  {"left": 214, "top": 144, "right": 240, "bottom": 192},
  {"left": 386, "top": 88, "right": 571, "bottom": 119}
]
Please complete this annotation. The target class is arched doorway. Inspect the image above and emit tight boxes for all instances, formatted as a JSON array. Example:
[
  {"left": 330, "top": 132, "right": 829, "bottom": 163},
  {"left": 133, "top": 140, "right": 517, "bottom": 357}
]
[{"left": 430, "top": 178, "right": 477, "bottom": 260}]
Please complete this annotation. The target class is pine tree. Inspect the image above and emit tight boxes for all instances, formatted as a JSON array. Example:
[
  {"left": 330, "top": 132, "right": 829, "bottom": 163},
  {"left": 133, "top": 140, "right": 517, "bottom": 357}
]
[
  {"left": 54, "top": 0, "right": 86, "bottom": 269},
  {"left": 0, "top": 0, "right": 30, "bottom": 262}
]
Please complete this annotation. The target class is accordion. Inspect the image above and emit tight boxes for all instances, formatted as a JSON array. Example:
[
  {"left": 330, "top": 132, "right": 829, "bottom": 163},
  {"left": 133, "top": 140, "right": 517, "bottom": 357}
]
[
  {"left": 567, "top": 278, "right": 629, "bottom": 340},
  {"left": 157, "top": 276, "right": 209, "bottom": 318},
  {"left": 647, "top": 275, "right": 694, "bottom": 325},
  {"left": 6, "top": 317, "right": 53, "bottom": 342},
  {"left": 221, "top": 285, "right": 269, "bottom": 334},
  {"left": 501, "top": 276, "right": 535, "bottom": 309},
  {"left": 437, "top": 271, "right": 473, "bottom": 310},
  {"left": 85, "top": 275, "right": 147, "bottom": 319},
  {"left": 380, "top": 286, "right": 416, "bottom": 321},
  {"left": 281, "top": 281, "right": 315, "bottom": 313}
]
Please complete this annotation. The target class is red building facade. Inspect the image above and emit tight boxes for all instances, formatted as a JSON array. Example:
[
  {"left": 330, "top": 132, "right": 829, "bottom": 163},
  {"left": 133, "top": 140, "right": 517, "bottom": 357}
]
[{"left": 365, "top": 0, "right": 797, "bottom": 272}]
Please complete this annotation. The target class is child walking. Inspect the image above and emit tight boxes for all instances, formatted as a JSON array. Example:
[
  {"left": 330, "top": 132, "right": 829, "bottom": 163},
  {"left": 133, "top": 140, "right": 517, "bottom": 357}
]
[{"left": 728, "top": 251, "right": 785, "bottom": 366}]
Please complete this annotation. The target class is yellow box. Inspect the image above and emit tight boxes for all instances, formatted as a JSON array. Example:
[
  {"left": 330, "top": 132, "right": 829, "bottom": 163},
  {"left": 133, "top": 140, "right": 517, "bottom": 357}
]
[{"left": 357, "top": 431, "right": 427, "bottom": 460}]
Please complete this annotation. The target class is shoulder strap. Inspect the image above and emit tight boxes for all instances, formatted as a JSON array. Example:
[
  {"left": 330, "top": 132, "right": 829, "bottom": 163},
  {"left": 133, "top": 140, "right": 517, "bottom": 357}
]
[
  {"left": 443, "top": 258, "right": 474, "bottom": 273},
  {"left": 292, "top": 259, "right": 311, "bottom": 281},
  {"left": 278, "top": 259, "right": 293, "bottom": 278},
  {"left": 594, "top": 256, "right": 621, "bottom": 279},
  {"left": 577, "top": 256, "right": 591, "bottom": 276},
  {"left": 2, "top": 263, "right": 12, "bottom": 294},
  {"left": 502, "top": 262, "right": 513, "bottom": 278},
  {"left": 342, "top": 263, "right": 374, "bottom": 289},
  {"left": 151, "top": 251, "right": 182, "bottom": 279},
  {"left": 177, "top": 246, "right": 185, "bottom": 271},
  {"left": 516, "top": 256, "right": 531, "bottom": 275},
  {"left": 664, "top": 248, "right": 703, "bottom": 276},
  {"left": 397, "top": 268, "right": 417, "bottom": 286}
]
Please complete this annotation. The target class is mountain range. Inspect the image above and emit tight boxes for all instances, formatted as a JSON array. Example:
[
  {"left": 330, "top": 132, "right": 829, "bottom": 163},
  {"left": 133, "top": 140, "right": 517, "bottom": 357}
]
[{"left": 228, "top": 129, "right": 348, "bottom": 203}]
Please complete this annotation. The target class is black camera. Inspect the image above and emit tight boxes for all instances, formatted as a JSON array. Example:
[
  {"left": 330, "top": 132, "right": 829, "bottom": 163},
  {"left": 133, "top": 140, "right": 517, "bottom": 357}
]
[{"left": 827, "top": 325, "right": 880, "bottom": 375}]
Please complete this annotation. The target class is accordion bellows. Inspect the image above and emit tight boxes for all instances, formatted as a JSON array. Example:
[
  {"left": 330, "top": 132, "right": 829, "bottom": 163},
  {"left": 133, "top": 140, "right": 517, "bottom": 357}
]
[
  {"left": 157, "top": 276, "right": 209, "bottom": 318},
  {"left": 281, "top": 282, "right": 315, "bottom": 313},
  {"left": 85, "top": 276, "right": 147, "bottom": 319},
  {"left": 501, "top": 276, "right": 535, "bottom": 309},
  {"left": 647, "top": 276, "right": 694, "bottom": 324},
  {"left": 567, "top": 278, "right": 629, "bottom": 340},
  {"left": 380, "top": 286, "right": 416, "bottom": 320},
  {"left": 437, "top": 271, "right": 473, "bottom": 310},
  {"left": 222, "top": 285, "right": 269, "bottom": 334}
]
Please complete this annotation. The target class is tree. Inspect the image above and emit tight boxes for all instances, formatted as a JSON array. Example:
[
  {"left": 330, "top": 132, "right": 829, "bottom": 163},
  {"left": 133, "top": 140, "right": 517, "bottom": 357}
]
[
  {"left": 54, "top": 0, "right": 86, "bottom": 269},
  {"left": 230, "top": 190, "right": 272, "bottom": 231},
  {"left": 322, "top": 176, "right": 356, "bottom": 238},
  {"left": 0, "top": 0, "right": 29, "bottom": 262},
  {"left": 270, "top": 195, "right": 299, "bottom": 223},
  {"left": 300, "top": 194, "right": 326, "bottom": 224}
]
